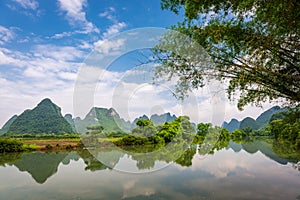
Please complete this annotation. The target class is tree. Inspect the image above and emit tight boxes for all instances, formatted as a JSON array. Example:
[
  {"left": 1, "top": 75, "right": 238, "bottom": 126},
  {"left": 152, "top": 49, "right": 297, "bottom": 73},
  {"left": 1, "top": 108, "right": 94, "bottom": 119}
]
[
  {"left": 197, "top": 123, "right": 211, "bottom": 136},
  {"left": 86, "top": 126, "right": 104, "bottom": 135},
  {"left": 132, "top": 119, "right": 157, "bottom": 137},
  {"left": 136, "top": 119, "right": 153, "bottom": 127},
  {"left": 154, "top": 0, "right": 299, "bottom": 109}
]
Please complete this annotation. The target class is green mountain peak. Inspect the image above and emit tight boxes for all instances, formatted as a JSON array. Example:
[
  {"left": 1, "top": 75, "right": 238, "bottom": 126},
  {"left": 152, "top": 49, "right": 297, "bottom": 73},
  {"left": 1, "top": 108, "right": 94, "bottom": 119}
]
[{"left": 7, "top": 98, "right": 74, "bottom": 134}]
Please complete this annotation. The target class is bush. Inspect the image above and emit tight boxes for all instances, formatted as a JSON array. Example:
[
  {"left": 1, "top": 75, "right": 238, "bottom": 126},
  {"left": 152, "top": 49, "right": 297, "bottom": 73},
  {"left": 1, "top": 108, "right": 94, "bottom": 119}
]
[
  {"left": 0, "top": 139, "right": 24, "bottom": 153},
  {"left": 65, "top": 144, "right": 73, "bottom": 150}
]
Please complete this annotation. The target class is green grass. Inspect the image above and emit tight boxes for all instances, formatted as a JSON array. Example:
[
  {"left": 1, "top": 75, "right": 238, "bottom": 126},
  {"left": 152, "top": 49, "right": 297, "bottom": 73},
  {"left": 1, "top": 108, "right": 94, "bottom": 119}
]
[{"left": 22, "top": 144, "right": 41, "bottom": 151}]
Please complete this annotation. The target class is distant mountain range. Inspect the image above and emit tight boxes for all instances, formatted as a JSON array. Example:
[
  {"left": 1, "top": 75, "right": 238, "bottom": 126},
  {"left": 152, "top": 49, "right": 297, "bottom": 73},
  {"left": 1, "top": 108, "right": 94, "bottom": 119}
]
[
  {"left": 73, "top": 108, "right": 177, "bottom": 134},
  {"left": 222, "top": 106, "right": 286, "bottom": 132},
  {"left": 0, "top": 98, "right": 178, "bottom": 135},
  {"left": 0, "top": 98, "right": 287, "bottom": 135}
]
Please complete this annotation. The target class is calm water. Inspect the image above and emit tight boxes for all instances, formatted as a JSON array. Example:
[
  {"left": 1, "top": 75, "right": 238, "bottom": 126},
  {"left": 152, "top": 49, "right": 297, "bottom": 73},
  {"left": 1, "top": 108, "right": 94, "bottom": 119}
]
[{"left": 0, "top": 140, "right": 300, "bottom": 200}]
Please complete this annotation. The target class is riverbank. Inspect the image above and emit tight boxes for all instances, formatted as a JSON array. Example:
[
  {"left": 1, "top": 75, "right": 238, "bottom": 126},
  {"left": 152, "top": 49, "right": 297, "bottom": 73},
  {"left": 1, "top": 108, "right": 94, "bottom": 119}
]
[
  {"left": 0, "top": 138, "right": 82, "bottom": 153},
  {"left": 0, "top": 137, "right": 124, "bottom": 153},
  {"left": 20, "top": 138, "right": 81, "bottom": 151}
]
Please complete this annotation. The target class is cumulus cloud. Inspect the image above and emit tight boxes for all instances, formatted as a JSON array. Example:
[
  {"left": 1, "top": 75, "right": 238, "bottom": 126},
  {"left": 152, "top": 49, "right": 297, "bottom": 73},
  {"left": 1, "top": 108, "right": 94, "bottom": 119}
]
[
  {"left": 57, "top": 0, "right": 99, "bottom": 33},
  {"left": 33, "top": 44, "right": 85, "bottom": 61},
  {"left": 0, "top": 42, "right": 276, "bottom": 129},
  {"left": 93, "top": 38, "right": 125, "bottom": 54},
  {"left": 102, "top": 22, "right": 127, "bottom": 38}
]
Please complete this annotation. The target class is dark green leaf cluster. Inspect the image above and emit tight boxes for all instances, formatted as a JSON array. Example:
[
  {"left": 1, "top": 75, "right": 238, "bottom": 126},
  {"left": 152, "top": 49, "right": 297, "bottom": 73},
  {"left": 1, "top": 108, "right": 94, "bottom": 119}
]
[
  {"left": 0, "top": 139, "right": 24, "bottom": 153},
  {"left": 269, "top": 109, "right": 300, "bottom": 149},
  {"left": 116, "top": 116, "right": 195, "bottom": 146}
]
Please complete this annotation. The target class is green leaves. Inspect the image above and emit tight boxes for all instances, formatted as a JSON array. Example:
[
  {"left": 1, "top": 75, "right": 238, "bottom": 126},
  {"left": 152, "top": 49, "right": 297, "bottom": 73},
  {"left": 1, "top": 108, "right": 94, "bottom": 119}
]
[
  {"left": 155, "top": 0, "right": 300, "bottom": 109},
  {"left": 0, "top": 139, "right": 24, "bottom": 153}
]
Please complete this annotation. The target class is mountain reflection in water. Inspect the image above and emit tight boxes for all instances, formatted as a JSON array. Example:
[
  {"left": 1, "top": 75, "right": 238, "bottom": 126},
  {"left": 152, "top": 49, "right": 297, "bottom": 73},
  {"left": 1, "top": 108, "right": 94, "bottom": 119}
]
[{"left": 0, "top": 139, "right": 300, "bottom": 200}]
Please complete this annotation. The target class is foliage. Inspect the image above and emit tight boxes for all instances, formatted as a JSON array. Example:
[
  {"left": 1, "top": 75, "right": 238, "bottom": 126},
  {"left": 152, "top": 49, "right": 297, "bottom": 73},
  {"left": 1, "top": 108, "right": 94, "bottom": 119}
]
[
  {"left": 197, "top": 123, "right": 211, "bottom": 136},
  {"left": 132, "top": 119, "right": 157, "bottom": 137},
  {"left": 136, "top": 119, "right": 154, "bottom": 127},
  {"left": 268, "top": 108, "right": 300, "bottom": 149},
  {"left": 231, "top": 129, "right": 243, "bottom": 141},
  {"left": 0, "top": 139, "right": 24, "bottom": 153},
  {"left": 45, "top": 144, "right": 53, "bottom": 150},
  {"left": 157, "top": 116, "right": 194, "bottom": 143},
  {"left": 155, "top": 0, "right": 300, "bottom": 109},
  {"left": 116, "top": 116, "right": 194, "bottom": 146},
  {"left": 105, "top": 131, "right": 127, "bottom": 138},
  {"left": 87, "top": 126, "right": 104, "bottom": 135},
  {"left": 175, "top": 147, "right": 196, "bottom": 167},
  {"left": 115, "top": 134, "right": 165, "bottom": 146},
  {"left": 270, "top": 120, "right": 300, "bottom": 141},
  {"left": 22, "top": 144, "right": 41, "bottom": 151},
  {"left": 0, "top": 152, "right": 23, "bottom": 166}
]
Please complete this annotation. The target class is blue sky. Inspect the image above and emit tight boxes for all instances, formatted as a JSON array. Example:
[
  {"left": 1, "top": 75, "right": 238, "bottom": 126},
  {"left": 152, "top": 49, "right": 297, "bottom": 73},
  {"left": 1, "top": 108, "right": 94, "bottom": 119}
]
[{"left": 0, "top": 0, "right": 275, "bottom": 126}]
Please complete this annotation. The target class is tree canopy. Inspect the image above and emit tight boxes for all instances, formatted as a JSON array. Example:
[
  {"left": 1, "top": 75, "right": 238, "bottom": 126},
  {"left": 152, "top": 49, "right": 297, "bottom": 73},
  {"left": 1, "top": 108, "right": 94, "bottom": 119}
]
[{"left": 155, "top": 0, "right": 299, "bottom": 109}]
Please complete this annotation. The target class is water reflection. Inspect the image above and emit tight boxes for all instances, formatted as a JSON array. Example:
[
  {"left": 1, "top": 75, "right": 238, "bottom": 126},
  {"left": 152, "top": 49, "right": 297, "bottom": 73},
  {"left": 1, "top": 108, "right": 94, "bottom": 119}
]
[{"left": 0, "top": 140, "right": 300, "bottom": 184}]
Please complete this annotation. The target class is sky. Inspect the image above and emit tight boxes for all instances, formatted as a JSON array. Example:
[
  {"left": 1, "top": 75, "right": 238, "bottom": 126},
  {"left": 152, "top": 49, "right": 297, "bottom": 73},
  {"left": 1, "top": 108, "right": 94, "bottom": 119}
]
[{"left": 0, "top": 0, "right": 276, "bottom": 127}]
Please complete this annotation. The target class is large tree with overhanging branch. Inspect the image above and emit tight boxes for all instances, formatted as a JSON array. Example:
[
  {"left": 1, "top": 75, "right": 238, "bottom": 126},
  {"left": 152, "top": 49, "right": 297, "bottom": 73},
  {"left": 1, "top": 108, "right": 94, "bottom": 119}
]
[{"left": 153, "top": 0, "right": 299, "bottom": 110}]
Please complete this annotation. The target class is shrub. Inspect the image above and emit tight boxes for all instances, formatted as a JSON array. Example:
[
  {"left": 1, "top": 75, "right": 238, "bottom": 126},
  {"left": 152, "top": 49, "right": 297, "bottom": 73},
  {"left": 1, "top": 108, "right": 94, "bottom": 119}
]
[
  {"left": 65, "top": 144, "right": 73, "bottom": 150},
  {"left": 0, "top": 139, "right": 24, "bottom": 153}
]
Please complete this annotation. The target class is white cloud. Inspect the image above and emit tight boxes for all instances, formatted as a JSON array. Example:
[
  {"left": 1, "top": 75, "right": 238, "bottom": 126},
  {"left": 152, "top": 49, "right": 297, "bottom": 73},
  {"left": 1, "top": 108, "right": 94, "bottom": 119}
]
[
  {"left": 59, "top": 71, "right": 78, "bottom": 81},
  {"left": 0, "top": 44, "right": 89, "bottom": 126},
  {"left": 98, "top": 7, "right": 127, "bottom": 39},
  {"left": 94, "top": 38, "right": 125, "bottom": 54},
  {"left": 51, "top": 31, "right": 74, "bottom": 39},
  {"left": 0, "top": 26, "right": 14, "bottom": 45},
  {"left": 99, "top": 7, "right": 117, "bottom": 23},
  {"left": 0, "top": 44, "right": 278, "bottom": 129},
  {"left": 0, "top": 50, "right": 15, "bottom": 64},
  {"left": 103, "top": 22, "right": 127, "bottom": 38},
  {"left": 12, "top": 0, "right": 39, "bottom": 10},
  {"left": 223, "top": 100, "right": 275, "bottom": 122},
  {"left": 23, "top": 67, "right": 49, "bottom": 78},
  {"left": 57, "top": 0, "right": 99, "bottom": 33},
  {"left": 33, "top": 44, "right": 85, "bottom": 61},
  {"left": 0, "top": 47, "right": 28, "bottom": 67},
  {"left": 58, "top": 0, "right": 87, "bottom": 22},
  {"left": 78, "top": 40, "right": 93, "bottom": 49}
]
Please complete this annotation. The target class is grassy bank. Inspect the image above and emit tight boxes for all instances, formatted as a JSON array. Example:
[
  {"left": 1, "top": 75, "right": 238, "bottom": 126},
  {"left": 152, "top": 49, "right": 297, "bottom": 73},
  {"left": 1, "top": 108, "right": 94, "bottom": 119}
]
[
  {"left": 0, "top": 137, "right": 123, "bottom": 153},
  {"left": 20, "top": 138, "right": 81, "bottom": 151},
  {"left": 0, "top": 137, "right": 82, "bottom": 153}
]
